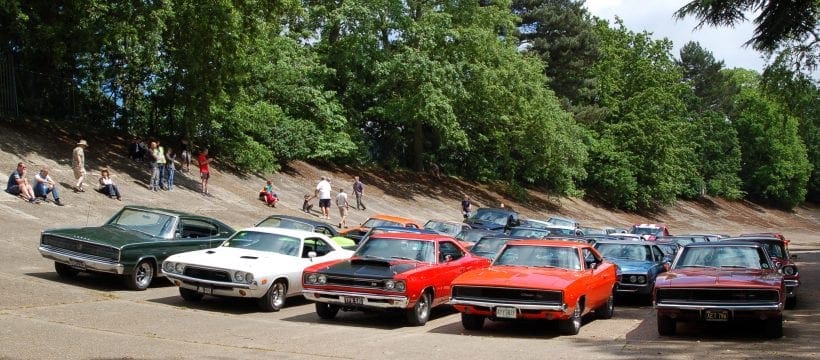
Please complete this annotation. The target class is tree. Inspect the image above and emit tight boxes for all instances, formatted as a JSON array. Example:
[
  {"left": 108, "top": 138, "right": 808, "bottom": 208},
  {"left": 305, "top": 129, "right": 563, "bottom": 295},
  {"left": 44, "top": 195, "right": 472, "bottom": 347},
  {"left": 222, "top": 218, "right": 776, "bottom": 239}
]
[
  {"left": 674, "top": 0, "right": 820, "bottom": 71},
  {"left": 676, "top": 41, "right": 738, "bottom": 114}
]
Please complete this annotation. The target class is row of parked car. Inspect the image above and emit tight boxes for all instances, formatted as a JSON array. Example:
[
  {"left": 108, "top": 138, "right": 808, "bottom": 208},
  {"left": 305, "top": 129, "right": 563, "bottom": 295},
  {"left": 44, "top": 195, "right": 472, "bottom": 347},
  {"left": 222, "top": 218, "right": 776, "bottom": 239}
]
[{"left": 37, "top": 206, "right": 800, "bottom": 338}]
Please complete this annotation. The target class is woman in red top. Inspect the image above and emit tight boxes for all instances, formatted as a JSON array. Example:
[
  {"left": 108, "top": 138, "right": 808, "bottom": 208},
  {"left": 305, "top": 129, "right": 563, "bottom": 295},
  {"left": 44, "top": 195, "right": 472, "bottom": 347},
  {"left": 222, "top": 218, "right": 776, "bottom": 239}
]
[{"left": 197, "top": 148, "right": 213, "bottom": 195}]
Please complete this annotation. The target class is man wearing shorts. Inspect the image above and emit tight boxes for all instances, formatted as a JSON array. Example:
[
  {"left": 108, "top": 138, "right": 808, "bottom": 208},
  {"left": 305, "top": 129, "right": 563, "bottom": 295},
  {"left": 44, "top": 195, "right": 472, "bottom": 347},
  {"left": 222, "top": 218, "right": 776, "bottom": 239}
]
[
  {"left": 197, "top": 148, "right": 213, "bottom": 195},
  {"left": 315, "top": 176, "right": 332, "bottom": 219},
  {"left": 72, "top": 140, "right": 88, "bottom": 192},
  {"left": 336, "top": 188, "right": 350, "bottom": 228}
]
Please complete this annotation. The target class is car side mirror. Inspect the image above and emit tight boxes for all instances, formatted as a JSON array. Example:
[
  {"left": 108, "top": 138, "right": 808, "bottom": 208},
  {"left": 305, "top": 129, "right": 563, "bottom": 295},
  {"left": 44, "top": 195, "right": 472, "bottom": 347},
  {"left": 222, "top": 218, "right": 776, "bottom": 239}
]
[
  {"left": 308, "top": 251, "right": 317, "bottom": 260},
  {"left": 663, "top": 262, "right": 671, "bottom": 272}
]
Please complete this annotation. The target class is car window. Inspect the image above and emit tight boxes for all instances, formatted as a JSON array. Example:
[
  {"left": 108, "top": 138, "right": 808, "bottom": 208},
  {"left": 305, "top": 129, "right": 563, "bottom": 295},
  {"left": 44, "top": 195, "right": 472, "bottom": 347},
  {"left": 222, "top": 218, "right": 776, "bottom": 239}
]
[
  {"left": 439, "top": 241, "right": 464, "bottom": 262},
  {"left": 304, "top": 237, "right": 333, "bottom": 257},
  {"left": 178, "top": 218, "right": 219, "bottom": 239},
  {"left": 651, "top": 246, "right": 664, "bottom": 261},
  {"left": 314, "top": 226, "right": 334, "bottom": 236},
  {"left": 222, "top": 231, "right": 300, "bottom": 256}
]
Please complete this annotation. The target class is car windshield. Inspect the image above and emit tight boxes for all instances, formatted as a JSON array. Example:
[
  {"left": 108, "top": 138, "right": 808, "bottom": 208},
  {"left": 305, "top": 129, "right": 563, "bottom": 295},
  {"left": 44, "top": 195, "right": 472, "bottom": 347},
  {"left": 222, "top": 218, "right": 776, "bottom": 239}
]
[
  {"left": 519, "top": 220, "right": 550, "bottom": 230},
  {"left": 424, "top": 221, "right": 461, "bottom": 236},
  {"left": 469, "top": 209, "right": 510, "bottom": 226},
  {"left": 596, "top": 243, "right": 651, "bottom": 261},
  {"left": 631, "top": 226, "right": 661, "bottom": 236},
  {"left": 675, "top": 246, "right": 770, "bottom": 269},
  {"left": 581, "top": 227, "right": 606, "bottom": 235},
  {"left": 255, "top": 217, "right": 313, "bottom": 232},
  {"left": 758, "top": 242, "right": 786, "bottom": 258},
  {"left": 456, "top": 230, "right": 493, "bottom": 243},
  {"left": 547, "top": 218, "right": 575, "bottom": 228},
  {"left": 362, "top": 218, "right": 404, "bottom": 228},
  {"left": 355, "top": 238, "right": 435, "bottom": 263},
  {"left": 547, "top": 227, "right": 577, "bottom": 236},
  {"left": 470, "top": 238, "right": 510, "bottom": 256},
  {"left": 494, "top": 245, "right": 581, "bottom": 270},
  {"left": 221, "top": 231, "right": 301, "bottom": 256},
  {"left": 107, "top": 208, "right": 175, "bottom": 238},
  {"left": 509, "top": 228, "right": 551, "bottom": 238},
  {"left": 656, "top": 244, "right": 679, "bottom": 256}
]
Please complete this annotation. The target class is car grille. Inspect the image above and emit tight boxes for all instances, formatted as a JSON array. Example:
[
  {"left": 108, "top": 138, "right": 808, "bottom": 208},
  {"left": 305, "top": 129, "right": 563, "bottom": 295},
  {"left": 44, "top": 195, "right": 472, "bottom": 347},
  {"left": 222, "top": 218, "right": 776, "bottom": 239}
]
[
  {"left": 41, "top": 234, "right": 119, "bottom": 261},
  {"left": 325, "top": 276, "right": 385, "bottom": 289},
  {"left": 183, "top": 266, "right": 232, "bottom": 282},
  {"left": 656, "top": 288, "right": 779, "bottom": 304},
  {"left": 452, "top": 286, "right": 562, "bottom": 305}
]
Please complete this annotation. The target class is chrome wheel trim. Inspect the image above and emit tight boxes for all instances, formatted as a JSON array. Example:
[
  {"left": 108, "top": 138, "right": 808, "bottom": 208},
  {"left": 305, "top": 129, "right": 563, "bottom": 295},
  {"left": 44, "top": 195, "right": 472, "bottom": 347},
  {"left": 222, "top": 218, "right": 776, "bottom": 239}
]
[
  {"left": 271, "top": 282, "right": 286, "bottom": 308},
  {"left": 571, "top": 305, "right": 582, "bottom": 329},
  {"left": 416, "top": 293, "right": 430, "bottom": 321},
  {"left": 135, "top": 262, "right": 153, "bottom": 288}
]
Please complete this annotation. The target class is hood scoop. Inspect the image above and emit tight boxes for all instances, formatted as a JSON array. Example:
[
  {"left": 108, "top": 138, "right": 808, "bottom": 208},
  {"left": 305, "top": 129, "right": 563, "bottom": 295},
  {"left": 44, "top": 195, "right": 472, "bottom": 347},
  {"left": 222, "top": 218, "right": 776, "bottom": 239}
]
[
  {"left": 206, "top": 250, "right": 216, "bottom": 254},
  {"left": 351, "top": 258, "right": 391, "bottom": 267}
]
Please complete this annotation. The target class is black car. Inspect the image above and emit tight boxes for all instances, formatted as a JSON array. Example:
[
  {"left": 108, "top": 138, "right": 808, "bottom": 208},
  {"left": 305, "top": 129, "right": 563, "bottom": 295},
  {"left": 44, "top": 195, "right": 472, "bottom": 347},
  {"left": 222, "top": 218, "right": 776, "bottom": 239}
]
[
  {"left": 464, "top": 208, "right": 520, "bottom": 232},
  {"left": 455, "top": 228, "right": 503, "bottom": 245}
]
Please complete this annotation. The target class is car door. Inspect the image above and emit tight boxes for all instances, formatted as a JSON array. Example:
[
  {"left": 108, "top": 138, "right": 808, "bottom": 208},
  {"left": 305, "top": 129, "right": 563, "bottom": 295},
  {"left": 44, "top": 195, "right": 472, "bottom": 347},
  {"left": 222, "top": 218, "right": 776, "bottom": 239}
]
[
  {"left": 433, "top": 240, "right": 467, "bottom": 304},
  {"left": 583, "top": 247, "right": 612, "bottom": 308}
]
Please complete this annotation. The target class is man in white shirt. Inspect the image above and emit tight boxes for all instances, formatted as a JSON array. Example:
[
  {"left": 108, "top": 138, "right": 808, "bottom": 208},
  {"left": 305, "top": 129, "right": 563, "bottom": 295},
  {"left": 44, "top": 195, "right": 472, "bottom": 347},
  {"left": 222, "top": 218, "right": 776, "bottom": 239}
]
[
  {"left": 33, "top": 167, "right": 64, "bottom": 206},
  {"left": 315, "top": 176, "right": 332, "bottom": 219}
]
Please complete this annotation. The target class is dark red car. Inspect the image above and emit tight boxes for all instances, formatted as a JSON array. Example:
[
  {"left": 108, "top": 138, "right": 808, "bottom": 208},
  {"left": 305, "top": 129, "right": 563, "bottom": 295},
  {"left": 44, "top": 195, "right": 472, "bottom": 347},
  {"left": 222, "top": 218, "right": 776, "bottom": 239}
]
[
  {"left": 630, "top": 223, "right": 671, "bottom": 241},
  {"left": 723, "top": 236, "right": 800, "bottom": 309},
  {"left": 654, "top": 242, "right": 785, "bottom": 338},
  {"left": 302, "top": 233, "right": 490, "bottom": 325}
]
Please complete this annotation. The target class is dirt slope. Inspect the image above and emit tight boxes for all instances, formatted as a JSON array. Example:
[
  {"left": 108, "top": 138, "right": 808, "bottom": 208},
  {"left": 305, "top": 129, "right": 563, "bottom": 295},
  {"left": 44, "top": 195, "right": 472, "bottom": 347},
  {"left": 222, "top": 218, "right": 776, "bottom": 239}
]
[{"left": 0, "top": 119, "right": 817, "bottom": 248}]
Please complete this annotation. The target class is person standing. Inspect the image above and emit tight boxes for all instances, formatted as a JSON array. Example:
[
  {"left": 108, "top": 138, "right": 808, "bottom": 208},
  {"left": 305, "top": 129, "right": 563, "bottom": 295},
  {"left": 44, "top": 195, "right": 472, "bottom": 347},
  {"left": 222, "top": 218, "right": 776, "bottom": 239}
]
[
  {"left": 461, "top": 194, "right": 472, "bottom": 219},
  {"left": 197, "top": 148, "right": 213, "bottom": 195},
  {"left": 6, "top": 162, "right": 37, "bottom": 203},
  {"left": 72, "top": 140, "right": 88, "bottom": 192},
  {"left": 180, "top": 137, "right": 191, "bottom": 172},
  {"left": 336, "top": 187, "right": 350, "bottom": 228},
  {"left": 154, "top": 140, "right": 167, "bottom": 190},
  {"left": 148, "top": 141, "right": 160, "bottom": 191},
  {"left": 352, "top": 176, "right": 366, "bottom": 210},
  {"left": 165, "top": 147, "right": 178, "bottom": 190},
  {"left": 33, "top": 167, "right": 64, "bottom": 206},
  {"left": 315, "top": 176, "right": 332, "bottom": 219}
]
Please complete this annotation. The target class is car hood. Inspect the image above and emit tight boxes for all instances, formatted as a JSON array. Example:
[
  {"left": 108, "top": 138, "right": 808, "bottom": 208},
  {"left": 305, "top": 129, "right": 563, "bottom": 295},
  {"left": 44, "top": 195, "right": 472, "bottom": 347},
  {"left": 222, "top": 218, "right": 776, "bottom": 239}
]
[
  {"left": 44, "top": 225, "right": 156, "bottom": 248},
  {"left": 453, "top": 266, "right": 583, "bottom": 290},
  {"left": 166, "top": 247, "right": 303, "bottom": 273},
  {"left": 318, "top": 257, "right": 428, "bottom": 279},
  {"left": 464, "top": 219, "right": 505, "bottom": 231},
  {"left": 611, "top": 259, "right": 656, "bottom": 273},
  {"left": 656, "top": 268, "right": 782, "bottom": 288},
  {"left": 339, "top": 227, "right": 368, "bottom": 239}
]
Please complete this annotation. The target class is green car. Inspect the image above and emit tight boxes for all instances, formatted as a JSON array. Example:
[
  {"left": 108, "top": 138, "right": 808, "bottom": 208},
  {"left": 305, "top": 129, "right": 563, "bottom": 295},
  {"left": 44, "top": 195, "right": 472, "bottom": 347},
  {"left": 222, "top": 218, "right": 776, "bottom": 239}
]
[{"left": 38, "top": 206, "right": 235, "bottom": 290}]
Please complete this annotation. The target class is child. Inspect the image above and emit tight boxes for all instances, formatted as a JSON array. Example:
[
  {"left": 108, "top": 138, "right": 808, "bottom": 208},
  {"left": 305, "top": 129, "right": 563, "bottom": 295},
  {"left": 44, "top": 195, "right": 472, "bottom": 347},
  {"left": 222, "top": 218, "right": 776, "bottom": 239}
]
[
  {"left": 259, "top": 180, "right": 278, "bottom": 207},
  {"left": 302, "top": 193, "right": 314, "bottom": 213}
]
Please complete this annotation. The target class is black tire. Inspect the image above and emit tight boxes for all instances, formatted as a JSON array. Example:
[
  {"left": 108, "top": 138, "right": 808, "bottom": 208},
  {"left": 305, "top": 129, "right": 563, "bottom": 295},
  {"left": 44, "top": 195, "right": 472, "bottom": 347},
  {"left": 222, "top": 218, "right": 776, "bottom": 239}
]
[
  {"left": 559, "top": 301, "right": 582, "bottom": 335},
  {"left": 657, "top": 314, "right": 676, "bottom": 336},
  {"left": 785, "top": 296, "right": 797, "bottom": 310},
  {"left": 315, "top": 302, "right": 339, "bottom": 320},
  {"left": 54, "top": 262, "right": 80, "bottom": 279},
  {"left": 461, "top": 313, "right": 485, "bottom": 331},
  {"left": 179, "top": 287, "right": 204, "bottom": 302},
  {"left": 406, "top": 291, "right": 432, "bottom": 326},
  {"left": 597, "top": 291, "right": 615, "bottom": 319},
  {"left": 763, "top": 316, "right": 783, "bottom": 338},
  {"left": 258, "top": 280, "right": 287, "bottom": 312},
  {"left": 124, "top": 260, "right": 154, "bottom": 291}
]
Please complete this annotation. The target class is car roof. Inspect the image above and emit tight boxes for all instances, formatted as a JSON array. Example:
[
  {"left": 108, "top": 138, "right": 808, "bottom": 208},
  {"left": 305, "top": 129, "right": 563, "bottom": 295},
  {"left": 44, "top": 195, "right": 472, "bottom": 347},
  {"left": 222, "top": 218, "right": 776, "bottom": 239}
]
[
  {"left": 241, "top": 226, "right": 327, "bottom": 239},
  {"left": 425, "top": 219, "right": 466, "bottom": 225},
  {"left": 683, "top": 241, "right": 763, "bottom": 248},
  {"left": 370, "top": 232, "right": 454, "bottom": 241},
  {"left": 367, "top": 214, "right": 421, "bottom": 224},
  {"left": 721, "top": 237, "right": 784, "bottom": 244},
  {"left": 256, "top": 214, "right": 331, "bottom": 228},
  {"left": 594, "top": 240, "right": 657, "bottom": 246},
  {"left": 370, "top": 226, "right": 437, "bottom": 234},
  {"left": 506, "top": 239, "right": 588, "bottom": 248},
  {"left": 632, "top": 223, "right": 667, "bottom": 228}
]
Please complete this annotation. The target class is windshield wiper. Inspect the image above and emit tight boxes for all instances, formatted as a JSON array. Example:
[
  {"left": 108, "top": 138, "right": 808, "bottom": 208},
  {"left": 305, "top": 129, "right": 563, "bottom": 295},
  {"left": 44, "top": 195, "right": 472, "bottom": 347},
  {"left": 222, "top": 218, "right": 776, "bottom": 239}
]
[
  {"left": 719, "top": 265, "right": 752, "bottom": 269},
  {"left": 390, "top": 256, "right": 420, "bottom": 262},
  {"left": 681, "top": 265, "right": 716, "bottom": 268},
  {"left": 532, "top": 265, "right": 565, "bottom": 269}
]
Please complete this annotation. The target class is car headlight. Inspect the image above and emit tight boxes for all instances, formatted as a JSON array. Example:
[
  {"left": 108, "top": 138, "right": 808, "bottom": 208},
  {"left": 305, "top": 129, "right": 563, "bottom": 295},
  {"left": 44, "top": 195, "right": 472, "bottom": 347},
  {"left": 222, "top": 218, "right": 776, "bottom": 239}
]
[
  {"left": 395, "top": 280, "right": 406, "bottom": 291},
  {"left": 384, "top": 280, "right": 405, "bottom": 291},
  {"left": 244, "top": 272, "right": 254, "bottom": 284},
  {"left": 317, "top": 274, "right": 327, "bottom": 285},
  {"left": 234, "top": 271, "right": 245, "bottom": 282},
  {"left": 629, "top": 275, "right": 637, "bottom": 283},
  {"left": 174, "top": 263, "right": 185, "bottom": 274},
  {"left": 637, "top": 275, "right": 647, "bottom": 284},
  {"left": 385, "top": 280, "right": 395, "bottom": 290},
  {"left": 306, "top": 273, "right": 317, "bottom": 284},
  {"left": 782, "top": 265, "right": 797, "bottom": 276},
  {"left": 163, "top": 261, "right": 174, "bottom": 273}
]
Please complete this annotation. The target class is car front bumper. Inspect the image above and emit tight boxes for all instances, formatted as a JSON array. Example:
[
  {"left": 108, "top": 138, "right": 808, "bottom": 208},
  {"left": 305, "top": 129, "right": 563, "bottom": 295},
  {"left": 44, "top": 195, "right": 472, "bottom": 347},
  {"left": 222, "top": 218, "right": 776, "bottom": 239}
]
[
  {"left": 39, "top": 245, "right": 125, "bottom": 275},
  {"left": 784, "top": 279, "right": 799, "bottom": 297},
  {"left": 164, "top": 272, "right": 264, "bottom": 298},
  {"left": 302, "top": 289, "right": 409, "bottom": 309},
  {"left": 655, "top": 301, "right": 783, "bottom": 321}
]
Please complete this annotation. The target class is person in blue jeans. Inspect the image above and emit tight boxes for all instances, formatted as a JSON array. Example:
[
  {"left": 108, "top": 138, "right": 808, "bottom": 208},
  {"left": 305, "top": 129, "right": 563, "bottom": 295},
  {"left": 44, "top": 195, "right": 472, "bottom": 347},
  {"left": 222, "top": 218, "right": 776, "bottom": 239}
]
[
  {"left": 165, "top": 147, "right": 179, "bottom": 190},
  {"left": 98, "top": 169, "right": 122, "bottom": 200},
  {"left": 33, "top": 167, "right": 64, "bottom": 206}
]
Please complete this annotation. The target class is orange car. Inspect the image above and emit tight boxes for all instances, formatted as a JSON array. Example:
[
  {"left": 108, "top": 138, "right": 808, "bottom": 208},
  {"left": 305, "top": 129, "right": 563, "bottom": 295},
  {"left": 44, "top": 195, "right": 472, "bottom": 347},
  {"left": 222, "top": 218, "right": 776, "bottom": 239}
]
[
  {"left": 450, "top": 239, "right": 617, "bottom": 335},
  {"left": 339, "top": 214, "right": 423, "bottom": 243}
]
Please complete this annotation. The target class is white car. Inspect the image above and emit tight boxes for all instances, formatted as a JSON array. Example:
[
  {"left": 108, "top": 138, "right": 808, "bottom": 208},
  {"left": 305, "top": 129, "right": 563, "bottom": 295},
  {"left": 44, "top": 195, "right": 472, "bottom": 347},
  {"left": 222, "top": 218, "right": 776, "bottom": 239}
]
[{"left": 162, "top": 227, "right": 354, "bottom": 312}]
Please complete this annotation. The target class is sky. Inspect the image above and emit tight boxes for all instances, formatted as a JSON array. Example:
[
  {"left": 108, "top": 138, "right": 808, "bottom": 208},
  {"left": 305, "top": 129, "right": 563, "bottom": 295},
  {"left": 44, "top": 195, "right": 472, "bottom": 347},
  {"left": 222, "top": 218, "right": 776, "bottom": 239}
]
[{"left": 584, "top": 0, "right": 768, "bottom": 72}]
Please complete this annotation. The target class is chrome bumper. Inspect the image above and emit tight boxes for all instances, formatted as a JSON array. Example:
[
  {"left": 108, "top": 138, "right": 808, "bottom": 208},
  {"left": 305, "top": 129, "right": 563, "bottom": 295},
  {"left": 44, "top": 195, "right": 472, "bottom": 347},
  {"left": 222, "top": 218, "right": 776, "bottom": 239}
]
[
  {"left": 302, "top": 289, "right": 409, "bottom": 309},
  {"left": 163, "top": 271, "right": 257, "bottom": 290},
  {"left": 39, "top": 245, "right": 125, "bottom": 274},
  {"left": 655, "top": 302, "right": 782, "bottom": 311},
  {"left": 449, "top": 298, "right": 567, "bottom": 312},
  {"left": 784, "top": 279, "right": 800, "bottom": 296}
]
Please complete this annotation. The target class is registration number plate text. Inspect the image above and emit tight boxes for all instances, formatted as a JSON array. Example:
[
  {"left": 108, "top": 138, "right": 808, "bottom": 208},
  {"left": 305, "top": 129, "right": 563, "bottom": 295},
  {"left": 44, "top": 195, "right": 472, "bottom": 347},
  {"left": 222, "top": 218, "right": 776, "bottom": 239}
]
[
  {"left": 496, "top": 306, "right": 518, "bottom": 319},
  {"left": 68, "top": 259, "right": 86, "bottom": 270},
  {"left": 343, "top": 296, "right": 363, "bottom": 305},
  {"left": 704, "top": 309, "right": 729, "bottom": 321},
  {"left": 197, "top": 286, "right": 213, "bottom": 295}
]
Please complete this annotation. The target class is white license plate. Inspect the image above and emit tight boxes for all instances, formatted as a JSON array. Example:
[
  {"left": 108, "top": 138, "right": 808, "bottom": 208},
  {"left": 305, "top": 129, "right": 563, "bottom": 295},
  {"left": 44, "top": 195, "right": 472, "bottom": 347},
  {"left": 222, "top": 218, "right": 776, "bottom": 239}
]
[
  {"left": 496, "top": 306, "right": 518, "bottom": 319},
  {"left": 68, "top": 259, "right": 86, "bottom": 270},
  {"left": 197, "top": 286, "right": 213, "bottom": 295},
  {"left": 343, "top": 296, "right": 363, "bottom": 305}
]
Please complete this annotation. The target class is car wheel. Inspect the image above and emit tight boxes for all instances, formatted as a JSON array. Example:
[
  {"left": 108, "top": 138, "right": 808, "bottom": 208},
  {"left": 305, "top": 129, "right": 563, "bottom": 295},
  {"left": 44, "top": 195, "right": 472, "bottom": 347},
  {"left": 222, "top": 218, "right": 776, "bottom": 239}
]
[
  {"left": 657, "top": 314, "right": 676, "bottom": 336},
  {"left": 559, "top": 301, "right": 582, "bottom": 335},
  {"left": 763, "top": 316, "right": 783, "bottom": 338},
  {"left": 258, "top": 280, "right": 287, "bottom": 312},
  {"left": 124, "top": 260, "right": 154, "bottom": 291},
  {"left": 179, "top": 287, "right": 204, "bottom": 302},
  {"left": 54, "top": 262, "right": 79, "bottom": 278},
  {"left": 461, "top": 313, "right": 485, "bottom": 331},
  {"left": 406, "top": 291, "right": 432, "bottom": 326},
  {"left": 597, "top": 290, "right": 615, "bottom": 319},
  {"left": 315, "top": 302, "right": 340, "bottom": 319},
  {"left": 785, "top": 296, "right": 797, "bottom": 310}
]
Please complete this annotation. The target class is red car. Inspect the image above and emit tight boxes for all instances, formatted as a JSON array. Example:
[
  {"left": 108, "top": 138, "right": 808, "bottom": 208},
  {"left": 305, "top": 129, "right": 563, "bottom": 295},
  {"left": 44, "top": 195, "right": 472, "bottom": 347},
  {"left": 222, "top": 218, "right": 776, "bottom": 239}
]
[
  {"left": 654, "top": 242, "right": 785, "bottom": 338},
  {"left": 724, "top": 236, "right": 800, "bottom": 309},
  {"left": 302, "top": 233, "right": 490, "bottom": 325},
  {"left": 449, "top": 239, "right": 618, "bottom": 335},
  {"left": 630, "top": 223, "right": 671, "bottom": 241}
]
